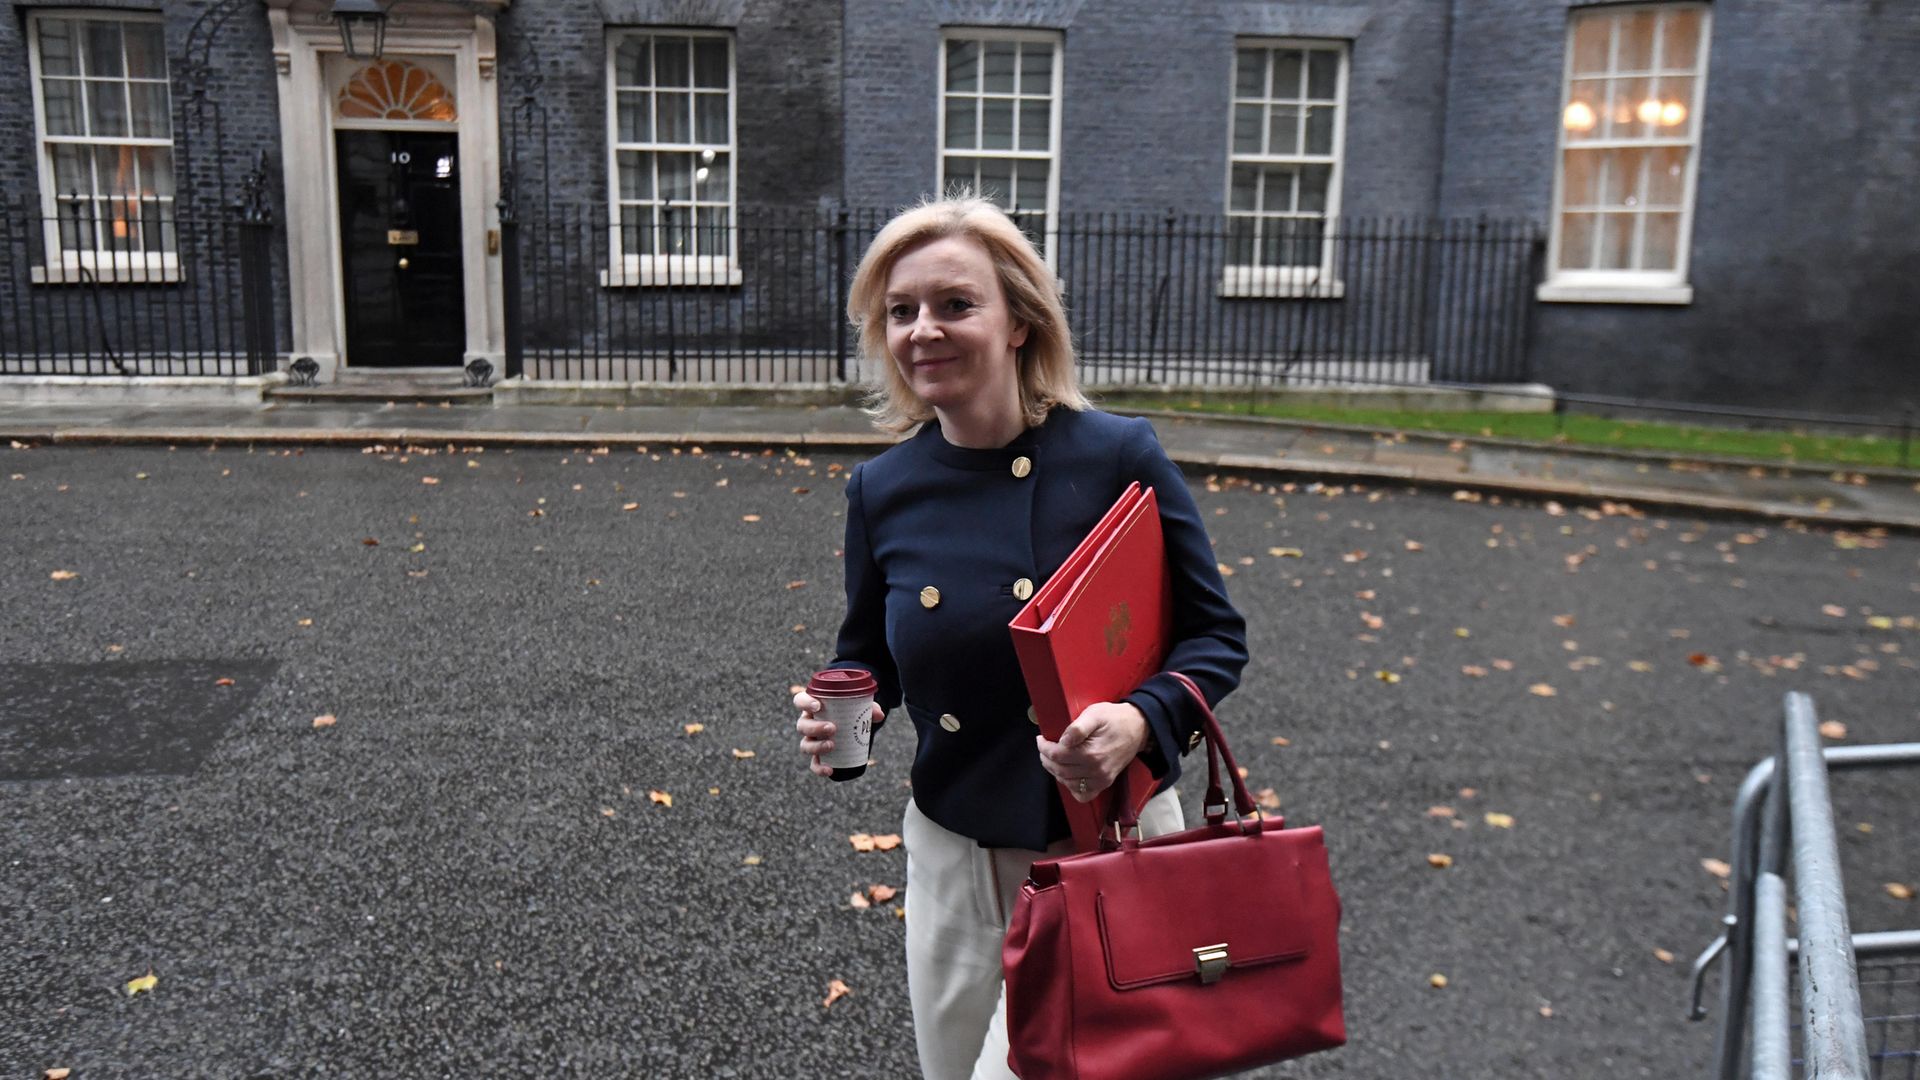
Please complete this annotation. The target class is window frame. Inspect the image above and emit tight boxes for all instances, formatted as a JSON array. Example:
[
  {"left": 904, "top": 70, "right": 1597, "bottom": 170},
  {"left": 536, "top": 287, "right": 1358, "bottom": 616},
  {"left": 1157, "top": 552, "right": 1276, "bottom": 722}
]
[
  {"left": 602, "top": 27, "right": 741, "bottom": 289},
  {"left": 1219, "top": 37, "right": 1350, "bottom": 299},
  {"left": 1541, "top": 2, "right": 1712, "bottom": 305},
  {"left": 26, "top": 9, "right": 182, "bottom": 284},
  {"left": 936, "top": 27, "right": 1063, "bottom": 260}
]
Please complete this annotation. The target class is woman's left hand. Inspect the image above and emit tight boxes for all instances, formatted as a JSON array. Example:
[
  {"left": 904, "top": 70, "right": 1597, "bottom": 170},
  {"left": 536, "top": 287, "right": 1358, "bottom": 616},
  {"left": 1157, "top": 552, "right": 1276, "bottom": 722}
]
[{"left": 1036, "top": 702, "right": 1151, "bottom": 803}]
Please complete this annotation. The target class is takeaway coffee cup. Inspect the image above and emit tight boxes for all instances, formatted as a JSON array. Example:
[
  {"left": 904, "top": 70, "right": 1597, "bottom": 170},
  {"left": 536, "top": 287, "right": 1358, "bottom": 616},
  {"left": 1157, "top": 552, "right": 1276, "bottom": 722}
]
[{"left": 808, "top": 668, "right": 878, "bottom": 782}]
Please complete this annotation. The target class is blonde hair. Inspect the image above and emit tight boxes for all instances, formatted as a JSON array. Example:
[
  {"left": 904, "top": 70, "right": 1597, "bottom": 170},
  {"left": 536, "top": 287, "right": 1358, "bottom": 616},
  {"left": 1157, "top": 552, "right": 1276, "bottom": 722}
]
[{"left": 846, "top": 193, "right": 1088, "bottom": 433}]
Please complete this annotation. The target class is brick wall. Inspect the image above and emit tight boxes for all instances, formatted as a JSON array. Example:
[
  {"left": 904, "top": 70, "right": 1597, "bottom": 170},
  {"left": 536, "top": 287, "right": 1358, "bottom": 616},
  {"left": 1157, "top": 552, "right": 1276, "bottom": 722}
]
[{"left": 1446, "top": 0, "right": 1920, "bottom": 415}]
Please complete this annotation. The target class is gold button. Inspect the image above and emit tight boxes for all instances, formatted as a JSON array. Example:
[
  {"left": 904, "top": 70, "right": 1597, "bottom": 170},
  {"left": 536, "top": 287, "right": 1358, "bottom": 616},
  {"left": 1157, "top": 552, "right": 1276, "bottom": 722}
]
[
  {"left": 919, "top": 586, "right": 941, "bottom": 609},
  {"left": 1027, "top": 706, "right": 1039, "bottom": 726},
  {"left": 1012, "top": 577, "right": 1034, "bottom": 601},
  {"left": 939, "top": 713, "right": 961, "bottom": 733},
  {"left": 1011, "top": 456, "right": 1032, "bottom": 479}
]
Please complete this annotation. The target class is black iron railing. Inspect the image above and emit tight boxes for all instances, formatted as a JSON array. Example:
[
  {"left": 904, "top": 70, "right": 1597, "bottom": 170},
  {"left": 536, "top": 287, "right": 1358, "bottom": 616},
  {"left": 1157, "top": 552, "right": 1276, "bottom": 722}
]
[
  {"left": 0, "top": 196, "right": 280, "bottom": 377},
  {"left": 504, "top": 207, "right": 1543, "bottom": 386},
  {"left": 1, "top": 201, "right": 1535, "bottom": 387}
]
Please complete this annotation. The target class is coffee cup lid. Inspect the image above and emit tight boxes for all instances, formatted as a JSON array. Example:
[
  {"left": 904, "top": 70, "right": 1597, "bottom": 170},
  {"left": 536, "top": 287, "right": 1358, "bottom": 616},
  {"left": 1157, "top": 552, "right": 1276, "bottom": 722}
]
[{"left": 809, "top": 668, "right": 877, "bottom": 698}]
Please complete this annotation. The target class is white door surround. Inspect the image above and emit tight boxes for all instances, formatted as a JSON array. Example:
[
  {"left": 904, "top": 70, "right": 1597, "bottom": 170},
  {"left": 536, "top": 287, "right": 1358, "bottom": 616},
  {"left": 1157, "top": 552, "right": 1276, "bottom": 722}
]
[{"left": 265, "top": 0, "right": 507, "bottom": 380}]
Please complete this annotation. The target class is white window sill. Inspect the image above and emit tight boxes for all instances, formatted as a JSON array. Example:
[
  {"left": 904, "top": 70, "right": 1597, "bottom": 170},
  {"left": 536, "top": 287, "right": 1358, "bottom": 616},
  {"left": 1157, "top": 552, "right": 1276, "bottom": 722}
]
[
  {"left": 1217, "top": 271, "right": 1344, "bottom": 300},
  {"left": 32, "top": 263, "right": 184, "bottom": 285},
  {"left": 600, "top": 264, "right": 743, "bottom": 289},
  {"left": 1536, "top": 281, "right": 1693, "bottom": 305}
]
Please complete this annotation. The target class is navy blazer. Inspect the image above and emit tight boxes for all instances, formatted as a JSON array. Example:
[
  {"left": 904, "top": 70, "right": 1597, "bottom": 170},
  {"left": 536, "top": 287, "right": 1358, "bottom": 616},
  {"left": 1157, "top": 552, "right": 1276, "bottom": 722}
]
[{"left": 829, "top": 406, "right": 1248, "bottom": 850}]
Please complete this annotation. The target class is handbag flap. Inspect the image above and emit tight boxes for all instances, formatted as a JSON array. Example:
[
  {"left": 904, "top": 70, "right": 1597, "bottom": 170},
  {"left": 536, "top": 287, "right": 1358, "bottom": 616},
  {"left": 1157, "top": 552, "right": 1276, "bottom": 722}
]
[{"left": 1093, "top": 827, "right": 1316, "bottom": 990}]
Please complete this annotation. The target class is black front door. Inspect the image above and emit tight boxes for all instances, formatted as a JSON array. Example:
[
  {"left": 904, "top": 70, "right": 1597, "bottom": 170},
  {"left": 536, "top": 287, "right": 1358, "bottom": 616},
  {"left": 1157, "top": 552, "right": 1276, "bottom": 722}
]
[{"left": 336, "top": 130, "right": 467, "bottom": 367}]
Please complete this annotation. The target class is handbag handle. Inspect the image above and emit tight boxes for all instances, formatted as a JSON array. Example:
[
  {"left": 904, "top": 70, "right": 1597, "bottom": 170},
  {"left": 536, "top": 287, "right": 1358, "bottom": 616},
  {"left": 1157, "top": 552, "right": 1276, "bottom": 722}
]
[{"left": 1110, "top": 672, "right": 1260, "bottom": 845}]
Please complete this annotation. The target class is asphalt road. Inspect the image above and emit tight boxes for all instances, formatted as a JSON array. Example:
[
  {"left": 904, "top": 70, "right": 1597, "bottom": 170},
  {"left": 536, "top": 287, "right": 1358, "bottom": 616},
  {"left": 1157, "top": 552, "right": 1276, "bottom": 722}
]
[{"left": 3, "top": 440, "right": 1917, "bottom": 1079}]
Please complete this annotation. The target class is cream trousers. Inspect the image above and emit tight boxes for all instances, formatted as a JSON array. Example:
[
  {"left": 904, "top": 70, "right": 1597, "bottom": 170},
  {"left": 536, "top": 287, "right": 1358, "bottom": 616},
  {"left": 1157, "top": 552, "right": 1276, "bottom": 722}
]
[{"left": 901, "top": 789, "right": 1185, "bottom": 1080}]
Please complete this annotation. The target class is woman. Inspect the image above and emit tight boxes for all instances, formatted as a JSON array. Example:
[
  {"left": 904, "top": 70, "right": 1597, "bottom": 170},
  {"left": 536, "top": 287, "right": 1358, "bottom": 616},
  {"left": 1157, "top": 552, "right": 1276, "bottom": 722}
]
[{"left": 792, "top": 195, "right": 1247, "bottom": 1080}]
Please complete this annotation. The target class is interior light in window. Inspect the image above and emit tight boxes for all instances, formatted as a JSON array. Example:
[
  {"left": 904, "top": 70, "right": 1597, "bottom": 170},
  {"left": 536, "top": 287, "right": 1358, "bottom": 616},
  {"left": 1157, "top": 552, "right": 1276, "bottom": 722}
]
[
  {"left": 436, "top": 156, "right": 453, "bottom": 178},
  {"left": 1563, "top": 102, "right": 1597, "bottom": 132},
  {"left": 1636, "top": 98, "right": 1663, "bottom": 124},
  {"left": 695, "top": 167, "right": 710, "bottom": 182},
  {"left": 700, "top": 149, "right": 716, "bottom": 164},
  {"left": 1660, "top": 101, "right": 1688, "bottom": 126}
]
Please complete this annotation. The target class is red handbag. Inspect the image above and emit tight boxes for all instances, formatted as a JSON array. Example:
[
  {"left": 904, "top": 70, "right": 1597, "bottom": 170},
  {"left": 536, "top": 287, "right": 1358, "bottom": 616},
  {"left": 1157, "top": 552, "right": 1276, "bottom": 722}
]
[{"left": 1002, "top": 673, "right": 1346, "bottom": 1080}]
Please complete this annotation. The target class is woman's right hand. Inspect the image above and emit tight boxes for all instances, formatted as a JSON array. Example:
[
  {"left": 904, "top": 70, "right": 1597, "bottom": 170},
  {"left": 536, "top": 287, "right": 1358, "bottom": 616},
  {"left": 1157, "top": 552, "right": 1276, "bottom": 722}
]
[
  {"left": 793, "top": 691, "right": 837, "bottom": 778},
  {"left": 794, "top": 691, "right": 886, "bottom": 778}
]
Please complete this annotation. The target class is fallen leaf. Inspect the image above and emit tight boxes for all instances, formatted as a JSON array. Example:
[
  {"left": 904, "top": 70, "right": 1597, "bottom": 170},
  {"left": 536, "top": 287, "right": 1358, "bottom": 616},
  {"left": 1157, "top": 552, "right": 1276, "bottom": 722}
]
[
  {"left": 1216, "top": 563, "right": 1235, "bottom": 577},
  {"left": 873, "top": 834, "right": 902, "bottom": 851},
  {"left": 45, "top": 1069, "right": 72, "bottom": 1080},
  {"left": 408, "top": 543, "right": 425, "bottom": 553},
  {"left": 870, "top": 884, "right": 898, "bottom": 903},
  {"left": 49, "top": 570, "right": 77, "bottom": 581},
  {"left": 743, "top": 854, "right": 764, "bottom": 866},
  {"left": 1268, "top": 547, "right": 1304, "bottom": 558},
  {"left": 1270, "top": 736, "right": 1291, "bottom": 747},
  {"left": 741, "top": 514, "right": 762, "bottom": 523},
  {"left": 731, "top": 748, "right": 756, "bottom": 759},
  {"left": 1427, "top": 806, "right": 1456, "bottom": 818},
  {"left": 1455, "top": 627, "right": 1471, "bottom": 638},
  {"left": 1404, "top": 540, "right": 1424, "bottom": 552},
  {"left": 684, "top": 723, "right": 705, "bottom": 735},
  {"left": 1461, "top": 665, "right": 1488, "bottom": 677},
  {"left": 1429, "top": 973, "right": 1449, "bottom": 989},
  {"left": 1375, "top": 670, "right": 1401, "bottom": 684},
  {"left": 1819, "top": 720, "right": 1848, "bottom": 740},
  {"left": 600, "top": 807, "right": 617, "bottom": 818},
  {"left": 1822, "top": 604, "right": 1847, "bottom": 618},
  {"left": 311, "top": 714, "right": 337, "bottom": 729},
  {"left": 215, "top": 677, "right": 235, "bottom": 687},
  {"left": 1701, "top": 857, "right": 1732, "bottom": 880},
  {"left": 1361, "top": 613, "right": 1384, "bottom": 630},
  {"left": 849, "top": 891, "right": 872, "bottom": 909},
  {"left": 1539, "top": 1005, "right": 1554, "bottom": 1018},
  {"left": 1654, "top": 947, "right": 1675, "bottom": 964},
  {"left": 421, "top": 476, "right": 440, "bottom": 485},
  {"left": 648, "top": 790, "right": 673, "bottom": 807},
  {"left": 1427, "top": 853, "right": 1454, "bottom": 869},
  {"left": 849, "top": 833, "right": 877, "bottom": 852},
  {"left": 1459, "top": 787, "right": 1478, "bottom": 799},
  {"left": 1888, "top": 882, "right": 1915, "bottom": 901},
  {"left": 125, "top": 970, "right": 158, "bottom": 996},
  {"left": 1255, "top": 788, "right": 1281, "bottom": 810},
  {"left": 1552, "top": 614, "right": 1575, "bottom": 628},
  {"left": 1628, "top": 660, "right": 1653, "bottom": 672},
  {"left": 297, "top": 618, "right": 314, "bottom": 627},
  {"left": 823, "top": 978, "right": 852, "bottom": 1008},
  {"left": 1484, "top": 812, "right": 1515, "bottom": 829},
  {"left": 1354, "top": 590, "right": 1376, "bottom": 601},
  {"left": 623, "top": 502, "right": 640, "bottom": 511},
  {"left": 1868, "top": 615, "right": 1894, "bottom": 630},
  {"left": 361, "top": 538, "right": 379, "bottom": 546},
  {"left": 1528, "top": 683, "right": 1557, "bottom": 697},
  {"left": 786, "top": 580, "right": 808, "bottom": 590},
  {"left": 1491, "top": 659, "right": 1515, "bottom": 671}
]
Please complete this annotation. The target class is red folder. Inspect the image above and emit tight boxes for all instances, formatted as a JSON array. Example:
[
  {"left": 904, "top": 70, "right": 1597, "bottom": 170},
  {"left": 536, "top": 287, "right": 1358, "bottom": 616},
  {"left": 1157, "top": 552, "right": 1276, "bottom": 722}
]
[{"left": 1009, "top": 482, "right": 1172, "bottom": 852}]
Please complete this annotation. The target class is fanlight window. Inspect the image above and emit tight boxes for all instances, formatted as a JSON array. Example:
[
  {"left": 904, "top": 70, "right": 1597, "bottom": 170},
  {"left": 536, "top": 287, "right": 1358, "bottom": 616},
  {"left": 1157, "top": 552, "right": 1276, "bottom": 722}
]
[{"left": 337, "top": 61, "right": 457, "bottom": 122}]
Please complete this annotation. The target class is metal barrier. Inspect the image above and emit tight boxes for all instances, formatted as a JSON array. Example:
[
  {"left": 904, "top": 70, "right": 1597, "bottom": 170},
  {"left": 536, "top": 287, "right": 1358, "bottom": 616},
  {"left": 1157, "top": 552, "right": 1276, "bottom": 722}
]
[{"left": 1691, "top": 692, "right": 1920, "bottom": 1078}]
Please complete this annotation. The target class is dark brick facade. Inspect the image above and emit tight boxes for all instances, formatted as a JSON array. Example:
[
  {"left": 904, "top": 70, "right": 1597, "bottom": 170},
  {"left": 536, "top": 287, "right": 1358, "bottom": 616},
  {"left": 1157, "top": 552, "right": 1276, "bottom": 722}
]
[
  {"left": 1444, "top": 0, "right": 1920, "bottom": 415},
  {"left": 3, "top": 0, "right": 1917, "bottom": 415}
]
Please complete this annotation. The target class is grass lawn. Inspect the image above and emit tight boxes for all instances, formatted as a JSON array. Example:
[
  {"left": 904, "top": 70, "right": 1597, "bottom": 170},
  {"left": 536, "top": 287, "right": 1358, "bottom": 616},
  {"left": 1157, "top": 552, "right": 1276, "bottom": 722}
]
[{"left": 1103, "top": 396, "right": 1917, "bottom": 470}]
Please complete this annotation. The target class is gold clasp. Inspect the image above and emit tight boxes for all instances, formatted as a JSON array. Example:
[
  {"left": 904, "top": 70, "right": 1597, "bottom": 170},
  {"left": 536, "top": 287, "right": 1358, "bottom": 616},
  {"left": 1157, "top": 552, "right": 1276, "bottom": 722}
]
[{"left": 1193, "top": 943, "right": 1230, "bottom": 985}]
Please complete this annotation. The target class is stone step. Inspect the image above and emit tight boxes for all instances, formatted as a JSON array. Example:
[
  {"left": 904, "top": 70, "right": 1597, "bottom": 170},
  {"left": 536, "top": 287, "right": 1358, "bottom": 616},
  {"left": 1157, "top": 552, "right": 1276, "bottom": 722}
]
[
  {"left": 267, "top": 385, "right": 494, "bottom": 405},
  {"left": 270, "top": 367, "right": 492, "bottom": 405}
]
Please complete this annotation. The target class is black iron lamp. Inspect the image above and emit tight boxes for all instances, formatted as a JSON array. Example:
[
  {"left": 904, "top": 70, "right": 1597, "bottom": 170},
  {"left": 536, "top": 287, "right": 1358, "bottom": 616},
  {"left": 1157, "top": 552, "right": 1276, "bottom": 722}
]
[{"left": 332, "top": 0, "right": 390, "bottom": 60}]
